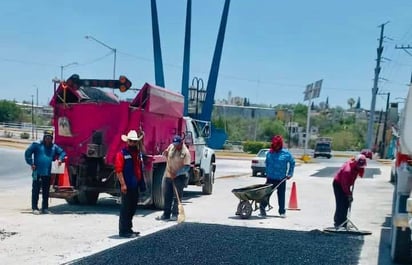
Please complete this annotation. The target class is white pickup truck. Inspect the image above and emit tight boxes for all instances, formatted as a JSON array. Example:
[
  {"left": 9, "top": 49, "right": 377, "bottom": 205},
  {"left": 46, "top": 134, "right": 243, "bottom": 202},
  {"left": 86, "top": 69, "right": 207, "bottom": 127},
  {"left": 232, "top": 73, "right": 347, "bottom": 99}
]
[{"left": 391, "top": 81, "right": 412, "bottom": 264}]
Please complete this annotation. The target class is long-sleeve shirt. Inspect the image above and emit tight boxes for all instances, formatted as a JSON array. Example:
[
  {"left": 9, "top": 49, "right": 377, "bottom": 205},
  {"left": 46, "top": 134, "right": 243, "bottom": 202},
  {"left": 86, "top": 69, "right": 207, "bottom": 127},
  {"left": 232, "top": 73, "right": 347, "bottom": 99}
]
[
  {"left": 333, "top": 160, "right": 363, "bottom": 196},
  {"left": 24, "top": 141, "right": 66, "bottom": 176},
  {"left": 265, "top": 148, "right": 295, "bottom": 180}
]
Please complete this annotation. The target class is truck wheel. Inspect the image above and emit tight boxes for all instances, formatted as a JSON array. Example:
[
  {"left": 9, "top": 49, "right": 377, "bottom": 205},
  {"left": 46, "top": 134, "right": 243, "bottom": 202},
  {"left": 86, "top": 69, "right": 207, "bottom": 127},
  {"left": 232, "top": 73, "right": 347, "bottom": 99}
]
[
  {"left": 77, "top": 190, "right": 99, "bottom": 205},
  {"left": 152, "top": 164, "right": 166, "bottom": 209},
  {"left": 65, "top": 195, "right": 79, "bottom": 205},
  {"left": 202, "top": 160, "right": 215, "bottom": 195},
  {"left": 391, "top": 226, "right": 412, "bottom": 264},
  {"left": 252, "top": 170, "right": 257, "bottom": 177}
]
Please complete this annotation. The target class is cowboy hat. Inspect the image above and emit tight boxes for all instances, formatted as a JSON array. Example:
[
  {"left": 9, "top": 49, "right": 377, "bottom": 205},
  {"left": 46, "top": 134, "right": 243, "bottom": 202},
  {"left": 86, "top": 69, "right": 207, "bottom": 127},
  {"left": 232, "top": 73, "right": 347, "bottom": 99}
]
[{"left": 121, "top": 130, "right": 143, "bottom": 142}]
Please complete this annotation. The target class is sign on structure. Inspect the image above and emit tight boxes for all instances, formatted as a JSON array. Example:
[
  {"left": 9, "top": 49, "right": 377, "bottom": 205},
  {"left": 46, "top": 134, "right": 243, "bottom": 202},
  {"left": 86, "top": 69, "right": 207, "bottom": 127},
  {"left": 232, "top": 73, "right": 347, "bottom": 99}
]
[{"left": 304, "top": 79, "right": 323, "bottom": 101}]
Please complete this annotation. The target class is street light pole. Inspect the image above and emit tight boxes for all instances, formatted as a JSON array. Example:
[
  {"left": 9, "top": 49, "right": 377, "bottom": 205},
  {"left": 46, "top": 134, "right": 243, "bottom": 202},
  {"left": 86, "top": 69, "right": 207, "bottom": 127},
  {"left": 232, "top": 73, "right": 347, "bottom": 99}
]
[
  {"left": 85, "top": 35, "right": 117, "bottom": 79},
  {"left": 60, "top": 62, "right": 78, "bottom": 80},
  {"left": 288, "top": 109, "right": 293, "bottom": 148},
  {"left": 31, "top": 95, "right": 34, "bottom": 140}
]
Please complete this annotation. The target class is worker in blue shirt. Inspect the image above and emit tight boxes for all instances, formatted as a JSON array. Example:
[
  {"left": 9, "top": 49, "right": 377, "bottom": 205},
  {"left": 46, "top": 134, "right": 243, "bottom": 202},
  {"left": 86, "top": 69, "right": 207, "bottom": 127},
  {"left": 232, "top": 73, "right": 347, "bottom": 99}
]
[
  {"left": 259, "top": 135, "right": 295, "bottom": 218},
  {"left": 24, "top": 130, "right": 66, "bottom": 214}
]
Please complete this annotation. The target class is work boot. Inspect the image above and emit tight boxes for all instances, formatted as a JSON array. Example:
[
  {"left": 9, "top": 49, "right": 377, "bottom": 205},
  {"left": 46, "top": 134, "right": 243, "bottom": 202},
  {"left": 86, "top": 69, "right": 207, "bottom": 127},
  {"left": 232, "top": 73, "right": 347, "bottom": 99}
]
[
  {"left": 170, "top": 215, "right": 178, "bottom": 221},
  {"left": 258, "top": 209, "right": 267, "bottom": 217}
]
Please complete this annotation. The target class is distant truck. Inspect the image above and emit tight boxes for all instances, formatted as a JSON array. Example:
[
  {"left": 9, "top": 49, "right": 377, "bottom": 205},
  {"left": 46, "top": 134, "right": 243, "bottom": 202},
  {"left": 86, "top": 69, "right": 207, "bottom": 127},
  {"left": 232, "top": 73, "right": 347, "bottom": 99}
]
[
  {"left": 313, "top": 137, "right": 332, "bottom": 159},
  {"left": 48, "top": 74, "right": 216, "bottom": 209},
  {"left": 390, "top": 82, "right": 412, "bottom": 264}
]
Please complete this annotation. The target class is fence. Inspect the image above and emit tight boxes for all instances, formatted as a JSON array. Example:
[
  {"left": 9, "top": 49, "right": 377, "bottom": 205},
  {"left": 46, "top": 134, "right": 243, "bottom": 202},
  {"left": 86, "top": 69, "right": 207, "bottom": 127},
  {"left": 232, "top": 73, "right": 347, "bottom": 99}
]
[{"left": 0, "top": 122, "right": 53, "bottom": 141}]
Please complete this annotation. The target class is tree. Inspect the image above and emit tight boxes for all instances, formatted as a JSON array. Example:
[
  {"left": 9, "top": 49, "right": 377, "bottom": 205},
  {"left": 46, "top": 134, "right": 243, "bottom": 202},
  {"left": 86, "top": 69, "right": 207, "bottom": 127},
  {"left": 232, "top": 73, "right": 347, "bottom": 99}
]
[
  {"left": 355, "top": 97, "right": 361, "bottom": 109},
  {"left": 0, "top": 100, "right": 23, "bottom": 122},
  {"left": 347, "top": 98, "right": 355, "bottom": 109}
]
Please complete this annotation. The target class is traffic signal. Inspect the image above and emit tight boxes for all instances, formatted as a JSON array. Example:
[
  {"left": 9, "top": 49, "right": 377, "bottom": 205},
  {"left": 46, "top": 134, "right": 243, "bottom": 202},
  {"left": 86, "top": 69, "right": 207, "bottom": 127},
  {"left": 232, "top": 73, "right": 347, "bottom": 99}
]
[{"left": 119, "top": 76, "right": 132, "bottom": 92}]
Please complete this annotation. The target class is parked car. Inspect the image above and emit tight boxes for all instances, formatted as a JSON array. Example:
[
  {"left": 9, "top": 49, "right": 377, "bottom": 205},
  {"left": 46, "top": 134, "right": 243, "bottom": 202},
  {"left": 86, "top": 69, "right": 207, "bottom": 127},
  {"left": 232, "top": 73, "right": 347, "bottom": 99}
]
[
  {"left": 361, "top": 149, "right": 373, "bottom": 159},
  {"left": 251, "top": 148, "right": 269, "bottom": 177}
]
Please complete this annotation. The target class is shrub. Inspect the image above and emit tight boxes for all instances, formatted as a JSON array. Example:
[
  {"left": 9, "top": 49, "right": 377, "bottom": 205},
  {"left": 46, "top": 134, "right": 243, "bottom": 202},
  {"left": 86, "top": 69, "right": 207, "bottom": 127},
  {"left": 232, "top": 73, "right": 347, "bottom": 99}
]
[
  {"left": 20, "top": 132, "right": 30, "bottom": 139},
  {"left": 243, "top": 141, "right": 270, "bottom": 154}
]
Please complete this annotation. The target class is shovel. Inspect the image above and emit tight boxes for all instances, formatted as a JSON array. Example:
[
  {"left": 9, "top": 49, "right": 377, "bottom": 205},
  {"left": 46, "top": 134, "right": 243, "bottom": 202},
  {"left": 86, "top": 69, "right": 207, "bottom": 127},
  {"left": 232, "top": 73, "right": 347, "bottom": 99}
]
[{"left": 173, "top": 182, "right": 185, "bottom": 223}]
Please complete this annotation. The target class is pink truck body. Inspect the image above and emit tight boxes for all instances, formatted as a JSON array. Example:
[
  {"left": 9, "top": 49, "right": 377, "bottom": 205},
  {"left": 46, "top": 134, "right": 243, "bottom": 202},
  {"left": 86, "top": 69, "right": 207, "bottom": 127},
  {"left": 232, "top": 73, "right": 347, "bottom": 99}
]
[{"left": 48, "top": 75, "right": 215, "bottom": 208}]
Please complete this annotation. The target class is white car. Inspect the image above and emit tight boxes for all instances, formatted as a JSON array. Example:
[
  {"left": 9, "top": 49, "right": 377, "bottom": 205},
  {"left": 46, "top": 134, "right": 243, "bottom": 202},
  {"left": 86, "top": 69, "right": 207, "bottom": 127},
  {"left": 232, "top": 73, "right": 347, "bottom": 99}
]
[{"left": 251, "top": 148, "right": 269, "bottom": 177}]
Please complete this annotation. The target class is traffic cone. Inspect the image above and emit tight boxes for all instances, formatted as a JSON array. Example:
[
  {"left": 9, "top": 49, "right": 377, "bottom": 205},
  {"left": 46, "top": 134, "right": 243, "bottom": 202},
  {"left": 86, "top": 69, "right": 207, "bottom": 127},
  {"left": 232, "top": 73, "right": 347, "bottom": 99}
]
[
  {"left": 288, "top": 181, "right": 300, "bottom": 210},
  {"left": 57, "top": 164, "right": 71, "bottom": 189}
]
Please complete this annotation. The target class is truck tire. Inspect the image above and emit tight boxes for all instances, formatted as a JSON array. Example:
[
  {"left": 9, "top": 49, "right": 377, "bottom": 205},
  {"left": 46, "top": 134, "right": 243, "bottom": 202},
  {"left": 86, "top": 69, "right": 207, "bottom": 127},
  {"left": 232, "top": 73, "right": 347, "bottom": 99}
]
[
  {"left": 391, "top": 226, "right": 412, "bottom": 264},
  {"left": 152, "top": 164, "right": 166, "bottom": 209},
  {"left": 65, "top": 195, "right": 79, "bottom": 205},
  {"left": 77, "top": 190, "right": 99, "bottom": 205},
  {"left": 202, "top": 160, "right": 215, "bottom": 195}
]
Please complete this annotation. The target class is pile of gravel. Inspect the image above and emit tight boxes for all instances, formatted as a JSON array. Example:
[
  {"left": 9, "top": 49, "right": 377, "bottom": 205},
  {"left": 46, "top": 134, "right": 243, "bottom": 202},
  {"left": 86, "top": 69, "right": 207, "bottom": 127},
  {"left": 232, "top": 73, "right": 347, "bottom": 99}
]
[{"left": 69, "top": 223, "right": 364, "bottom": 265}]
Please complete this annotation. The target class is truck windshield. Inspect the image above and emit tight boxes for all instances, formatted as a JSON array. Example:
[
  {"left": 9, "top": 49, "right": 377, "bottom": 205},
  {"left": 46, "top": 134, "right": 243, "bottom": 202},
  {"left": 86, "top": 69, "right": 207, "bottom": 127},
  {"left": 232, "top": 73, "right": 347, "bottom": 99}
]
[{"left": 316, "top": 143, "right": 331, "bottom": 151}]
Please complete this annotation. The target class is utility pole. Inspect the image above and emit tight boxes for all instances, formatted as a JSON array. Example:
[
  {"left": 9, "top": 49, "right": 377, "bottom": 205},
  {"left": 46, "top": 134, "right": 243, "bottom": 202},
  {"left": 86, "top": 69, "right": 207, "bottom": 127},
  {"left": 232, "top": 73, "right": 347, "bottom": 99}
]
[
  {"left": 366, "top": 22, "right": 388, "bottom": 149},
  {"left": 380, "top": 92, "right": 390, "bottom": 158}
]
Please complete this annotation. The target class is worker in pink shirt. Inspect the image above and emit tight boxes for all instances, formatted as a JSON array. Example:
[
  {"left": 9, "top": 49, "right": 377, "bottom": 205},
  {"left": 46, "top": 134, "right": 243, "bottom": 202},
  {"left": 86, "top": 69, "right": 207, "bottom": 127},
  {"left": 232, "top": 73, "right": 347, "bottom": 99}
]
[{"left": 332, "top": 154, "right": 367, "bottom": 228}]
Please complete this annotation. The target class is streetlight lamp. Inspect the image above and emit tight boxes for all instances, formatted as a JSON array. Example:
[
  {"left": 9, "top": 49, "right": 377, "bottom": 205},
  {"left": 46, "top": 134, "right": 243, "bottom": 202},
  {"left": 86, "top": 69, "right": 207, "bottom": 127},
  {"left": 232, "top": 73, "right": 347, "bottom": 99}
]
[
  {"left": 85, "top": 35, "right": 117, "bottom": 79},
  {"left": 188, "top": 77, "right": 207, "bottom": 119},
  {"left": 60, "top": 62, "right": 78, "bottom": 80}
]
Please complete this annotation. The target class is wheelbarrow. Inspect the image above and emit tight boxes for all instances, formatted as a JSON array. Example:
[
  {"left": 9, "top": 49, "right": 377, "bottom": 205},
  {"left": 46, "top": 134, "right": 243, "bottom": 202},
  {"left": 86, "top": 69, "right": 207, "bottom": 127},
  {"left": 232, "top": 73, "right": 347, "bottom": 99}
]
[{"left": 232, "top": 179, "right": 286, "bottom": 219}]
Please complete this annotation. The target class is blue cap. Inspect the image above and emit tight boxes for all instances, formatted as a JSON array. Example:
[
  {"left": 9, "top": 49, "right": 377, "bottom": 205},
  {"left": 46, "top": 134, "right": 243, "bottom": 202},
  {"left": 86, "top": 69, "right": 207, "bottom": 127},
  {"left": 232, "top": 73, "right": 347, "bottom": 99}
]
[{"left": 172, "top": 135, "right": 182, "bottom": 145}]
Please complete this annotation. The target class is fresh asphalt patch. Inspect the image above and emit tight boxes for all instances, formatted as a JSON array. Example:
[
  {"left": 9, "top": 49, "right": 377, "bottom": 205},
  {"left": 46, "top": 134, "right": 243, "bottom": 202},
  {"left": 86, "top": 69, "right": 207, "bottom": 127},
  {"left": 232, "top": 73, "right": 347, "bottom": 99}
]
[
  {"left": 310, "top": 167, "right": 381, "bottom": 179},
  {"left": 68, "top": 222, "right": 364, "bottom": 265}
]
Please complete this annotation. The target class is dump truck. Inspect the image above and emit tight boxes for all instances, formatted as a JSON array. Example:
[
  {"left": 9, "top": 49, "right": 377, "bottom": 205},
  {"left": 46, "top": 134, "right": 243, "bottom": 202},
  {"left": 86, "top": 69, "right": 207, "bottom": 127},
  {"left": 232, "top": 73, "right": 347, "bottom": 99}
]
[
  {"left": 390, "top": 82, "right": 412, "bottom": 264},
  {"left": 49, "top": 74, "right": 216, "bottom": 209}
]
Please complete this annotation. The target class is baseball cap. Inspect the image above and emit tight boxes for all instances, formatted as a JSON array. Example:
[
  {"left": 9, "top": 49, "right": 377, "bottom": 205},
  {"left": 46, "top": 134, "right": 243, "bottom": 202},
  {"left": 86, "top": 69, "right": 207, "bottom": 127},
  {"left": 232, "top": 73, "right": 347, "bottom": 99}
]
[
  {"left": 172, "top": 135, "right": 182, "bottom": 145},
  {"left": 43, "top": 130, "right": 54, "bottom": 138}
]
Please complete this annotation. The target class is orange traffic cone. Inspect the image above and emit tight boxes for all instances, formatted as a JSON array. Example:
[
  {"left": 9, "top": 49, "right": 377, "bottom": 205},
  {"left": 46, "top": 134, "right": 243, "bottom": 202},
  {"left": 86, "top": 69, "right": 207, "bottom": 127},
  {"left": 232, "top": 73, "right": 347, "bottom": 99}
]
[
  {"left": 288, "top": 181, "right": 300, "bottom": 210},
  {"left": 57, "top": 164, "right": 71, "bottom": 189}
]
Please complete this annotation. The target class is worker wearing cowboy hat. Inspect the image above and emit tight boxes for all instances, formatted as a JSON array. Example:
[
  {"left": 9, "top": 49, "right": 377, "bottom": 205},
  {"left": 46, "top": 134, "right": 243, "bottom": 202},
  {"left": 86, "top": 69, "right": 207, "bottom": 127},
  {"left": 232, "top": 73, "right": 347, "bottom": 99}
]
[
  {"left": 24, "top": 130, "right": 66, "bottom": 215},
  {"left": 332, "top": 154, "right": 367, "bottom": 229},
  {"left": 115, "top": 129, "right": 145, "bottom": 238},
  {"left": 156, "top": 135, "right": 191, "bottom": 221}
]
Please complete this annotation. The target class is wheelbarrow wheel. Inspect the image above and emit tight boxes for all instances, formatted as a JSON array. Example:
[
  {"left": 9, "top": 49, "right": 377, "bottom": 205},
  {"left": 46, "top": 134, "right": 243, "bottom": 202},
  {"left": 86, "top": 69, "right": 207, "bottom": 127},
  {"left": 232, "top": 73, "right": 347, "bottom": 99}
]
[{"left": 237, "top": 201, "right": 252, "bottom": 219}]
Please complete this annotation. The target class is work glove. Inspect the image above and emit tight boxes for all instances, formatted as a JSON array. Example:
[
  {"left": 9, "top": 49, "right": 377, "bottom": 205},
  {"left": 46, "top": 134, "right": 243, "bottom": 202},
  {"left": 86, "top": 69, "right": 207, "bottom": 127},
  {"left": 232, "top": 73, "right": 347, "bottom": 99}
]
[{"left": 347, "top": 195, "right": 353, "bottom": 203}]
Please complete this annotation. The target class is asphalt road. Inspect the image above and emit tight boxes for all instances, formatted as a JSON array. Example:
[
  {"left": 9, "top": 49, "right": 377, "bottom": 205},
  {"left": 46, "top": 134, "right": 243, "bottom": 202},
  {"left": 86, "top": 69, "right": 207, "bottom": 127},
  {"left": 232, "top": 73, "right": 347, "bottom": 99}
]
[{"left": 0, "top": 148, "right": 397, "bottom": 265}]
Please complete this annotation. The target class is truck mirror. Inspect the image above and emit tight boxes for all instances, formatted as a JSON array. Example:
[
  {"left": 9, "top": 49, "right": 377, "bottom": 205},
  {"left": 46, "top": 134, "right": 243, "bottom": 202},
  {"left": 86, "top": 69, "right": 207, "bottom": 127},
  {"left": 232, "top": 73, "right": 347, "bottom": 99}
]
[
  {"left": 203, "top": 124, "right": 210, "bottom": 137},
  {"left": 184, "top": 132, "right": 194, "bottom": 145}
]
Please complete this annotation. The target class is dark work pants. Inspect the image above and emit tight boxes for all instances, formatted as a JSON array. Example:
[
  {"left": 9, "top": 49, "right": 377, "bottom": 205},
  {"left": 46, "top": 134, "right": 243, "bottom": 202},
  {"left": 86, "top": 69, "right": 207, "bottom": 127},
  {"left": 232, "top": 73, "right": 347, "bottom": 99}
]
[
  {"left": 333, "top": 180, "right": 350, "bottom": 227},
  {"left": 260, "top": 178, "right": 286, "bottom": 215},
  {"left": 119, "top": 187, "right": 139, "bottom": 235},
  {"left": 32, "top": 175, "right": 51, "bottom": 210},
  {"left": 163, "top": 175, "right": 186, "bottom": 218}
]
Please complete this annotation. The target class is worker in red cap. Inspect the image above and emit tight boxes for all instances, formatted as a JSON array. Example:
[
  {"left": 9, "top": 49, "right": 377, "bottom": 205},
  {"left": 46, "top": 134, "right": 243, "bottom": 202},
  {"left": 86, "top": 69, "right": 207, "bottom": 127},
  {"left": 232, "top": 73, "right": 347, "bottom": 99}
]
[
  {"left": 332, "top": 154, "right": 367, "bottom": 229},
  {"left": 260, "top": 135, "right": 295, "bottom": 218}
]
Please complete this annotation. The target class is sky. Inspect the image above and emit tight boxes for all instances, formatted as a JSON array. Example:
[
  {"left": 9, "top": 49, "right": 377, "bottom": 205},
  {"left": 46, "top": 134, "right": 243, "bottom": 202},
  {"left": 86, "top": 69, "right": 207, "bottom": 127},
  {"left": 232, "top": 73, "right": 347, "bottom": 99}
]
[{"left": 1, "top": 0, "right": 412, "bottom": 111}]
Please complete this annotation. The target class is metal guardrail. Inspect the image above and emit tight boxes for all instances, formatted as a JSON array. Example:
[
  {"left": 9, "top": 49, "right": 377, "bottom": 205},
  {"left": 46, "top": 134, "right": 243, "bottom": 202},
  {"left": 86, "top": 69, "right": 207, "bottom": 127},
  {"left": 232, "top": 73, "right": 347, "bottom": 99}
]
[{"left": 0, "top": 122, "right": 52, "bottom": 141}]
